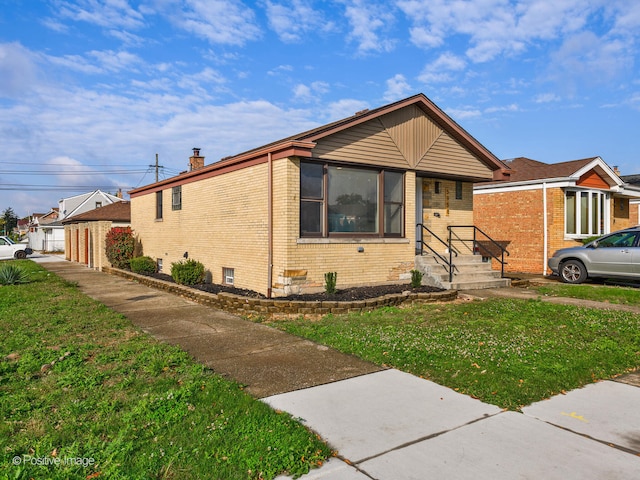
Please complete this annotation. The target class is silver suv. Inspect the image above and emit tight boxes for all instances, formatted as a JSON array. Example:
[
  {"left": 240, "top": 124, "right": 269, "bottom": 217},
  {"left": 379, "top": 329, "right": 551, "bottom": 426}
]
[{"left": 548, "top": 226, "right": 640, "bottom": 284}]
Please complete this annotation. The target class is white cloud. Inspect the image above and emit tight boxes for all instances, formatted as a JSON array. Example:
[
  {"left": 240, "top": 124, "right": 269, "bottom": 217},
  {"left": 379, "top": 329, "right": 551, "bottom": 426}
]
[
  {"left": 418, "top": 52, "right": 466, "bottom": 85},
  {"left": 57, "top": 0, "right": 146, "bottom": 30},
  {"left": 445, "top": 107, "right": 481, "bottom": 120},
  {"left": 293, "top": 81, "right": 330, "bottom": 103},
  {"left": 325, "top": 98, "right": 370, "bottom": 122},
  {"left": 547, "top": 31, "right": 632, "bottom": 93},
  {"left": 384, "top": 74, "right": 412, "bottom": 101},
  {"left": 343, "top": 0, "right": 396, "bottom": 54},
  {"left": 534, "top": 93, "right": 561, "bottom": 103},
  {"left": 484, "top": 103, "right": 519, "bottom": 113},
  {"left": 265, "top": 0, "right": 330, "bottom": 42},
  {"left": 175, "top": 0, "right": 262, "bottom": 46},
  {"left": 397, "top": 0, "right": 597, "bottom": 63},
  {"left": 0, "top": 43, "right": 38, "bottom": 98}
]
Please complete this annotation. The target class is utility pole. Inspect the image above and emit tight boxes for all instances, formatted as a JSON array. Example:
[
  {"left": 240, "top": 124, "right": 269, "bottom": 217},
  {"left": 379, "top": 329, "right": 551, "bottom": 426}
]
[{"left": 149, "top": 153, "right": 164, "bottom": 182}]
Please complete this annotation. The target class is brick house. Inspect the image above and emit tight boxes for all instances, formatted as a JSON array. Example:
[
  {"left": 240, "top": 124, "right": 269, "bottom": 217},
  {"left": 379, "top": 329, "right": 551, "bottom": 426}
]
[
  {"left": 473, "top": 157, "right": 640, "bottom": 275},
  {"left": 129, "top": 94, "right": 509, "bottom": 297},
  {"left": 62, "top": 201, "right": 131, "bottom": 270},
  {"left": 622, "top": 174, "right": 640, "bottom": 225}
]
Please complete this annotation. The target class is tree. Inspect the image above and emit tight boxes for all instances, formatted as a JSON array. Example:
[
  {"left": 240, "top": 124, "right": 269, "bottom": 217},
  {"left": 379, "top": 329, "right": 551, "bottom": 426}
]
[{"left": 2, "top": 208, "right": 18, "bottom": 236}]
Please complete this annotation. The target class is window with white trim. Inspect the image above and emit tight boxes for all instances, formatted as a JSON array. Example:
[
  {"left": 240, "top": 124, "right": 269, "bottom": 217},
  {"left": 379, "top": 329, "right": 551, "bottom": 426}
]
[
  {"left": 565, "top": 190, "right": 608, "bottom": 237},
  {"left": 223, "top": 267, "right": 234, "bottom": 285},
  {"left": 172, "top": 186, "right": 182, "bottom": 211}
]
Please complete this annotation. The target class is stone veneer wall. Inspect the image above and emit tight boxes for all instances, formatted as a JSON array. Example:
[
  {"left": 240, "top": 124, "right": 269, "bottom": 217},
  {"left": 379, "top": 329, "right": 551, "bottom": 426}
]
[{"left": 103, "top": 267, "right": 457, "bottom": 319}]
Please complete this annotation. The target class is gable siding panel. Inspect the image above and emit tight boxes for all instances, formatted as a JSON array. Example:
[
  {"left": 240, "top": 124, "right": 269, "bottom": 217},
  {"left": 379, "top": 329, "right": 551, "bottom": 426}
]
[
  {"left": 312, "top": 120, "right": 409, "bottom": 169},
  {"left": 577, "top": 170, "right": 609, "bottom": 189},
  {"left": 380, "top": 105, "right": 442, "bottom": 168},
  {"left": 417, "top": 132, "right": 493, "bottom": 179}
]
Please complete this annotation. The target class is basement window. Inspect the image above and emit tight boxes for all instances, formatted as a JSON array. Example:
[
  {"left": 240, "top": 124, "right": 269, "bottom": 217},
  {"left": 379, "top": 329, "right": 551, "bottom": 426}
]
[{"left": 223, "top": 267, "right": 234, "bottom": 285}]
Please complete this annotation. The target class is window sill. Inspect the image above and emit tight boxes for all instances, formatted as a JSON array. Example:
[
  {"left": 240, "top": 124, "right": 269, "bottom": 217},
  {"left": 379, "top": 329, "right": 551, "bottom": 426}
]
[
  {"left": 297, "top": 237, "right": 410, "bottom": 245},
  {"left": 155, "top": 218, "right": 163, "bottom": 222}
]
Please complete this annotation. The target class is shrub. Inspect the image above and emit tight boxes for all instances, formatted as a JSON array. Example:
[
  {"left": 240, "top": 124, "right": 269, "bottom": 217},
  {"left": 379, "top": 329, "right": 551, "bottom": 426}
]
[
  {"left": 0, "top": 263, "right": 30, "bottom": 285},
  {"left": 171, "top": 259, "right": 205, "bottom": 286},
  {"left": 324, "top": 272, "right": 337, "bottom": 294},
  {"left": 105, "top": 227, "right": 135, "bottom": 269},
  {"left": 130, "top": 256, "right": 157, "bottom": 275},
  {"left": 410, "top": 269, "right": 423, "bottom": 288}
]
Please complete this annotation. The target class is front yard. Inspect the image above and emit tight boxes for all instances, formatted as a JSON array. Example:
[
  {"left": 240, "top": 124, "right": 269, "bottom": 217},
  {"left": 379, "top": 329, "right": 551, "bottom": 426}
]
[
  {"left": 0, "top": 261, "right": 330, "bottom": 480},
  {"left": 269, "top": 298, "right": 640, "bottom": 410},
  {"left": 2, "top": 260, "right": 639, "bottom": 478}
]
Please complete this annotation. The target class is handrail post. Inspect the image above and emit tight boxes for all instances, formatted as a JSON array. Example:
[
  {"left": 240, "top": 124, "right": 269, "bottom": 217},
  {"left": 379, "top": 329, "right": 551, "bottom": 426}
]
[{"left": 448, "top": 227, "right": 453, "bottom": 283}]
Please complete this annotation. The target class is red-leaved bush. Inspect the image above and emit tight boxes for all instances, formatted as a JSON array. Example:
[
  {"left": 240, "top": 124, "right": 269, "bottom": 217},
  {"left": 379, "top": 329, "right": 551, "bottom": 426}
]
[{"left": 105, "top": 227, "right": 135, "bottom": 269}]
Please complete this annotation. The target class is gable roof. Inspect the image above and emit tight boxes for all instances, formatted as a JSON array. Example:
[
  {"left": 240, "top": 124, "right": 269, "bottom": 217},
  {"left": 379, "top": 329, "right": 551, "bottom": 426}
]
[
  {"left": 59, "top": 190, "right": 123, "bottom": 220},
  {"left": 621, "top": 174, "right": 640, "bottom": 186},
  {"left": 130, "top": 93, "right": 509, "bottom": 196},
  {"left": 477, "top": 156, "right": 622, "bottom": 188},
  {"left": 61, "top": 201, "right": 131, "bottom": 224}
]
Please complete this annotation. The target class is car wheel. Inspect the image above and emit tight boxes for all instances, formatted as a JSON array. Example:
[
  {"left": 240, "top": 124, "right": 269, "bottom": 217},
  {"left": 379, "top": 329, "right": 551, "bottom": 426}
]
[
  {"left": 559, "top": 260, "right": 587, "bottom": 284},
  {"left": 14, "top": 250, "right": 27, "bottom": 259}
]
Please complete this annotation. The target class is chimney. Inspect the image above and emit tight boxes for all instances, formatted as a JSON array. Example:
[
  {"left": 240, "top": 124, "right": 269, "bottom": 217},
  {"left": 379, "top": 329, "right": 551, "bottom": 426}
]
[
  {"left": 613, "top": 165, "right": 620, "bottom": 176},
  {"left": 189, "top": 148, "right": 205, "bottom": 171},
  {"left": 116, "top": 188, "right": 123, "bottom": 199}
]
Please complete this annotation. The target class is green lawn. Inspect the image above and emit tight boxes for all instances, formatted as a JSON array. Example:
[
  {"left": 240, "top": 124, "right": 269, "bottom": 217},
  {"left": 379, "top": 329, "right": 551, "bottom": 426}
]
[
  {"left": 270, "top": 300, "right": 640, "bottom": 411},
  {"left": 534, "top": 282, "right": 640, "bottom": 305},
  {"left": 0, "top": 261, "right": 330, "bottom": 480}
]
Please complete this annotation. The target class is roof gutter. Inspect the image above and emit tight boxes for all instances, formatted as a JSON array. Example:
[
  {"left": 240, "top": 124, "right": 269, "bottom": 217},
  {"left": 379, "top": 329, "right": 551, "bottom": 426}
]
[{"left": 129, "top": 140, "right": 315, "bottom": 197}]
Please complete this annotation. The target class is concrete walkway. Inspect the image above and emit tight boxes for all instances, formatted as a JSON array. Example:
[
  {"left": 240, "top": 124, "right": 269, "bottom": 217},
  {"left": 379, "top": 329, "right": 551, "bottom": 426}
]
[
  {"left": 33, "top": 256, "right": 640, "bottom": 479},
  {"left": 36, "top": 259, "right": 380, "bottom": 398}
]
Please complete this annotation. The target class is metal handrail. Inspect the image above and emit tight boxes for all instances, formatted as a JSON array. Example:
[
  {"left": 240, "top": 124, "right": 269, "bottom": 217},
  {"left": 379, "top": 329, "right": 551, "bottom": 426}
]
[
  {"left": 417, "top": 224, "right": 457, "bottom": 279},
  {"left": 448, "top": 225, "right": 510, "bottom": 278}
]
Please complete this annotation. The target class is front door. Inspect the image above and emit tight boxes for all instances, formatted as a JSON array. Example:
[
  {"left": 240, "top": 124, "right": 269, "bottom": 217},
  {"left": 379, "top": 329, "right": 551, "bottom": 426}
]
[{"left": 421, "top": 178, "right": 450, "bottom": 256}]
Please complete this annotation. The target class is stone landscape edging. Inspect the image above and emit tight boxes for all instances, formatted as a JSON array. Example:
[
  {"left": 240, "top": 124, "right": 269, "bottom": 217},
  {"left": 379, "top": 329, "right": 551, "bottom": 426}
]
[{"left": 103, "top": 267, "right": 458, "bottom": 318}]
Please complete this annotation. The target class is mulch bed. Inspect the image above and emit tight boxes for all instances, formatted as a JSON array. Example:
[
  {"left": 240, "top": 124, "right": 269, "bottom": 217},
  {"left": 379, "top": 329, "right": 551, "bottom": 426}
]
[{"left": 148, "top": 272, "right": 442, "bottom": 301}]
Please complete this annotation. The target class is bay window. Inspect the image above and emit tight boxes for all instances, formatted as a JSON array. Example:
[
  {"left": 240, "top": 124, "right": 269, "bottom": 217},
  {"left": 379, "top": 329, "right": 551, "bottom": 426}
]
[
  {"left": 300, "top": 161, "right": 404, "bottom": 237},
  {"left": 565, "top": 189, "right": 608, "bottom": 237}
]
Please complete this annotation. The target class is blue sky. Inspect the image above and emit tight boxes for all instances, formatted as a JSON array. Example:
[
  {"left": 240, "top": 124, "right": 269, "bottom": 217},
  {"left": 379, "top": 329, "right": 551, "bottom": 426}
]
[{"left": 1, "top": 0, "right": 639, "bottom": 216}]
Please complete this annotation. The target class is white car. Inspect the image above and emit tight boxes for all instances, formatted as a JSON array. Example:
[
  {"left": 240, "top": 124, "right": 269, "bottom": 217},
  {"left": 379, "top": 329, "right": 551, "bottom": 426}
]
[{"left": 0, "top": 236, "right": 33, "bottom": 260}]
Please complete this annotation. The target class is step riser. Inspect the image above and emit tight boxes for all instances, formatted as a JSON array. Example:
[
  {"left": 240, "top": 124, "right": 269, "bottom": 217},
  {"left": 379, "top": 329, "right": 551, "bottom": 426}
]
[{"left": 416, "top": 254, "right": 510, "bottom": 290}]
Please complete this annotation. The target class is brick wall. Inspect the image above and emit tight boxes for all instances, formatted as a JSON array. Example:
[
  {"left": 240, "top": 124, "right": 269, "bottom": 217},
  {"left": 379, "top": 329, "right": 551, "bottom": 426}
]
[
  {"left": 132, "top": 158, "right": 431, "bottom": 296},
  {"left": 132, "top": 162, "right": 270, "bottom": 293},
  {"left": 475, "top": 186, "right": 639, "bottom": 275},
  {"left": 65, "top": 221, "right": 130, "bottom": 269},
  {"left": 474, "top": 188, "right": 547, "bottom": 274}
]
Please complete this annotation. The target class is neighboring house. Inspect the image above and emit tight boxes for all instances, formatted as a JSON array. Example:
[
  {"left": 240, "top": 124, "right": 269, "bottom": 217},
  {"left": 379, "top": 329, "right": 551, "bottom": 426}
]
[
  {"left": 59, "top": 189, "right": 123, "bottom": 221},
  {"left": 27, "top": 208, "right": 64, "bottom": 252},
  {"left": 130, "top": 94, "right": 509, "bottom": 297},
  {"left": 57, "top": 189, "right": 124, "bottom": 259},
  {"left": 473, "top": 157, "right": 640, "bottom": 275},
  {"left": 62, "top": 201, "right": 131, "bottom": 269},
  {"left": 621, "top": 174, "right": 640, "bottom": 224}
]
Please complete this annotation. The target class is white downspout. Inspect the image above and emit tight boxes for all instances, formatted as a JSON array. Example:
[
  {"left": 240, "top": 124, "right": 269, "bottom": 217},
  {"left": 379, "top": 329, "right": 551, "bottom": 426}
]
[
  {"left": 542, "top": 182, "right": 548, "bottom": 276},
  {"left": 267, "top": 152, "right": 273, "bottom": 298}
]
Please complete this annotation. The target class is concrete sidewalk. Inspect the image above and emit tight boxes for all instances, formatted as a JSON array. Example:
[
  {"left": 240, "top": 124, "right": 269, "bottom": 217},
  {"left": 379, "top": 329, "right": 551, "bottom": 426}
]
[
  {"left": 34, "top": 257, "right": 640, "bottom": 479},
  {"left": 37, "top": 259, "right": 380, "bottom": 398},
  {"left": 268, "top": 370, "right": 640, "bottom": 479}
]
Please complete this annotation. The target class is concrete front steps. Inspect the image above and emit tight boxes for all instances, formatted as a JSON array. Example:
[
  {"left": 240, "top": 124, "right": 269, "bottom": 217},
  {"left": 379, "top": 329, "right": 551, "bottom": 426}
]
[{"left": 415, "top": 254, "right": 511, "bottom": 290}]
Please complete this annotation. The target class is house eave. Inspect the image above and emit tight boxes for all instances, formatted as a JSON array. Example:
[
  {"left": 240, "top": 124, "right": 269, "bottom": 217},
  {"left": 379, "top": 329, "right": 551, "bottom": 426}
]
[{"left": 129, "top": 140, "right": 315, "bottom": 197}]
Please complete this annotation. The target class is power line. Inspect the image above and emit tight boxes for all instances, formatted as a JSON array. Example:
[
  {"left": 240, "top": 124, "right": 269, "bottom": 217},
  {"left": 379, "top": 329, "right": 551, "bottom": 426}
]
[{"left": 0, "top": 170, "right": 151, "bottom": 175}]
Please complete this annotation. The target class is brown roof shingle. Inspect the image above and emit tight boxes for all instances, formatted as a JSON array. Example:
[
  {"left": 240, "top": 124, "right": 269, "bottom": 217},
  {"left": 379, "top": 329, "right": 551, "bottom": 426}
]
[
  {"left": 502, "top": 157, "right": 597, "bottom": 182},
  {"left": 61, "top": 201, "right": 130, "bottom": 224}
]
